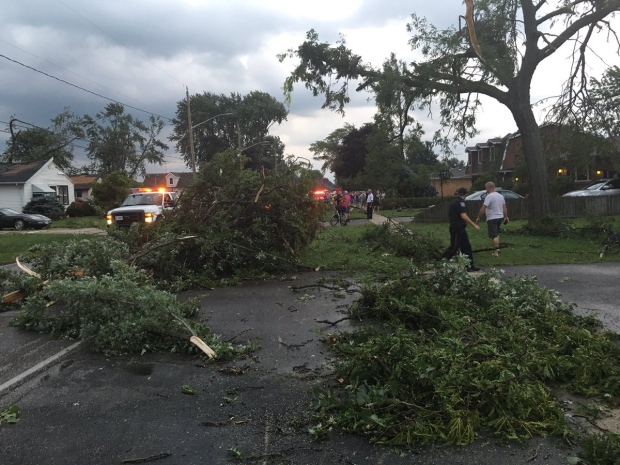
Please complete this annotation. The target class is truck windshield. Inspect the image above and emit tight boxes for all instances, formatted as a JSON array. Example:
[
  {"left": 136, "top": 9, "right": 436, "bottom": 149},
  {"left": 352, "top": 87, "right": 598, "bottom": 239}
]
[{"left": 122, "top": 193, "right": 163, "bottom": 206}]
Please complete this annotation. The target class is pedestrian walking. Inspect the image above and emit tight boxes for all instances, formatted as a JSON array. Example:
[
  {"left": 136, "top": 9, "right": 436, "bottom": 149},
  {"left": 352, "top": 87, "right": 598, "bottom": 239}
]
[
  {"left": 444, "top": 187, "right": 480, "bottom": 271},
  {"left": 476, "top": 182, "right": 509, "bottom": 257},
  {"left": 366, "top": 189, "right": 374, "bottom": 219}
]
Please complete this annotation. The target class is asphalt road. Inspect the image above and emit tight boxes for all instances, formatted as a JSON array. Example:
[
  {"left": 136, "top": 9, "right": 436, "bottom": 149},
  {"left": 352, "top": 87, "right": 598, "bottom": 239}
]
[{"left": 5, "top": 263, "right": 618, "bottom": 464}]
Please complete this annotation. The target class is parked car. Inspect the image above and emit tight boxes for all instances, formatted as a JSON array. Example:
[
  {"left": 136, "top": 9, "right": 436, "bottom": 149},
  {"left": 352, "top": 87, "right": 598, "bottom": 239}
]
[
  {"left": 562, "top": 179, "right": 620, "bottom": 197},
  {"left": 465, "top": 189, "right": 524, "bottom": 201},
  {"left": 0, "top": 208, "right": 52, "bottom": 230}
]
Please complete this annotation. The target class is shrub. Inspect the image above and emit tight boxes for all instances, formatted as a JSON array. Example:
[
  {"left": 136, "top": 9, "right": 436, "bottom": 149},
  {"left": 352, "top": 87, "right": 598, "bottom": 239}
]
[
  {"left": 22, "top": 197, "right": 65, "bottom": 220},
  {"left": 517, "top": 215, "right": 575, "bottom": 238},
  {"left": 66, "top": 200, "right": 98, "bottom": 217}
]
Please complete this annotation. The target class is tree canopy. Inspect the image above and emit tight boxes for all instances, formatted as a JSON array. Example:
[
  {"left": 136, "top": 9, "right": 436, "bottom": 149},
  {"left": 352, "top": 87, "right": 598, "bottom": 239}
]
[
  {"left": 280, "top": 0, "right": 620, "bottom": 218},
  {"left": 170, "top": 90, "right": 288, "bottom": 171},
  {"left": 83, "top": 103, "right": 168, "bottom": 178},
  {"left": 2, "top": 110, "right": 86, "bottom": 171}
]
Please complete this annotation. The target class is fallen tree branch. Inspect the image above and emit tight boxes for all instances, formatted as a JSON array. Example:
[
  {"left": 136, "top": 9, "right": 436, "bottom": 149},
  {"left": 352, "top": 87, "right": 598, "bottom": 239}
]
[
  {"left": 131, "top": 236, "right": 197, "bottom": 265},
  {"left": 315, "top": 316, "right": 352, "bottom": 326},
  {"left": 121, "top": 452, "right": 171, "bottom": 464},
  {"left": 225, "top": 241, "right": 315, "bottom": 270}
]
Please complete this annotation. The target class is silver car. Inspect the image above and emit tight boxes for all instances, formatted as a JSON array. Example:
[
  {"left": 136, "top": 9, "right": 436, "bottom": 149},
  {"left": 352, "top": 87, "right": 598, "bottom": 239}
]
[{"left": 562, "top": 179, "right": 620, "bottom": 197}]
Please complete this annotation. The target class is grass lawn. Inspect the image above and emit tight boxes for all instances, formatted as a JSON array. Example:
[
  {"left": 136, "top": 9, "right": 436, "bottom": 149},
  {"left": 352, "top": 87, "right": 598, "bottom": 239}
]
[
  {"left": 0, "top": 233, "right": 78, "bottom": 265},
  {"left": 379, "top": 208, "right": 423, "bottom": 219},
  {"left": 51, "top": 216, "right": 107, "bottom": 229},
  {"left": 300, "top": 218, "right": 620, "bottom": 274}
]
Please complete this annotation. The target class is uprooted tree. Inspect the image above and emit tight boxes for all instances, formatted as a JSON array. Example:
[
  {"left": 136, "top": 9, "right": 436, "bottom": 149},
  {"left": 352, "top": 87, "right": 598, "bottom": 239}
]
[{"left": 279, "top": 0, "right": 620, "bottom": 219}]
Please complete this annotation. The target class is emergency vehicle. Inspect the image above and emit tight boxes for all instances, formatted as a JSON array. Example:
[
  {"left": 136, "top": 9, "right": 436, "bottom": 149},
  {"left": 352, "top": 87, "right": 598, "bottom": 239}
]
[{"left": 106, "top": 188, "right": 178, "bottom": 227}]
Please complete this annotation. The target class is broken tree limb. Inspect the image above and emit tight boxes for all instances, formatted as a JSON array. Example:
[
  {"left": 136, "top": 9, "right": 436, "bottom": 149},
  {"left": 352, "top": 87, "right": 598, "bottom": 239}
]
[
  {"left": 16, "top": 258, "right": 41, "bottom": 279},
  {"left": 167, "top": 311, "right": 216, "bottom": 358},
  {"left": 225, "top": 241, "right": 315, "bottom": 270},
  {"left": 464, "top": 0, "right": 484, "bottom": 62},
  {"left": 121, "top": 452, "right": 172, "bottom": 464},
  {"left": 130, "top": 236, "right": 197, "bottom": 265}
]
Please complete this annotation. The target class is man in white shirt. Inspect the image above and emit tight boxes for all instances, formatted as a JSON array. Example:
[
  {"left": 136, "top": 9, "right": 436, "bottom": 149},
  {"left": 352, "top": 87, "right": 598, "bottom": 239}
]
[
  {"left": 366, "top": 189, "right": 374, "bottom": 219},
  {"left": 476, "top": 182, "right": 509, "bottom": 257}
]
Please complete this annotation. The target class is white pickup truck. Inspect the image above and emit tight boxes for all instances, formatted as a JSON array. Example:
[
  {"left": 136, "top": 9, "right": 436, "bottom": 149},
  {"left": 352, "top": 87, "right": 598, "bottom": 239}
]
[{"left": 106, "top": 190, "right": 178, "bottom": 227}]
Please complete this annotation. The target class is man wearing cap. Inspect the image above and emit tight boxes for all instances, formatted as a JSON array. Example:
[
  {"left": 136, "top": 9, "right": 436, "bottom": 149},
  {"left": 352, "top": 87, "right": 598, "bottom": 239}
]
[{"left": 446, "top": 187, "right": 480, "bottom": 271}]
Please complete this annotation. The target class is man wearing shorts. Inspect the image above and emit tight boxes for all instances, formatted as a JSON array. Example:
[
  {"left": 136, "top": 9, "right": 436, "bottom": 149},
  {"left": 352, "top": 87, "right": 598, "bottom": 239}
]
[{"left": 476, "top": 182, "right": 509, "bottom": 257}]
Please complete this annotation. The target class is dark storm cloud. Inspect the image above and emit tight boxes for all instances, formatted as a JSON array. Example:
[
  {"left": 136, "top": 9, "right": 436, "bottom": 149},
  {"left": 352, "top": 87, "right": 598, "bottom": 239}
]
[{"left": 0, "top": 1, "right": 474, "bottom": 169}]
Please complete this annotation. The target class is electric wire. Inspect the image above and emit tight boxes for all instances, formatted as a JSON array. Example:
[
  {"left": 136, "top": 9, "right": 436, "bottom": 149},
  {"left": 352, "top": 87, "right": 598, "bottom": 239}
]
[
  {"left": 0, "top": 53, "right": 174, "bottom": 121},
  {"left": 0, "top": 38, "right": 154, "bottom": 109}
]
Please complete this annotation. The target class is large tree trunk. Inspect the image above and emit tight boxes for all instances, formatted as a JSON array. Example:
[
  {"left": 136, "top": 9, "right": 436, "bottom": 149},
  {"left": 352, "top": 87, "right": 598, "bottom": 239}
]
[{"left": 508, "top": 96, "right": 551, "bottom": 220}]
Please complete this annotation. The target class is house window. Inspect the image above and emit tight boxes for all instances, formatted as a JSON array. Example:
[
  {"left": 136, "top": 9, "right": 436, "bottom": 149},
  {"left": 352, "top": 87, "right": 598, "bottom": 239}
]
[
  {"left": 57, "top": 185, "right": 70, "bottom": 205},
  {"left": 169, "top": 177, "right": 174, "bottom": 185},
  {"left": 490, "top": 147, "right": 495, "bottom": 162}
]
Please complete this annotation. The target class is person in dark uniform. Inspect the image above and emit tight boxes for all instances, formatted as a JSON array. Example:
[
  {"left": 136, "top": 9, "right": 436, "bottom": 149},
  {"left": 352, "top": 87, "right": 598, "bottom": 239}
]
[{"left": 445, "top": 187, "right": 481, "bottom": 271}]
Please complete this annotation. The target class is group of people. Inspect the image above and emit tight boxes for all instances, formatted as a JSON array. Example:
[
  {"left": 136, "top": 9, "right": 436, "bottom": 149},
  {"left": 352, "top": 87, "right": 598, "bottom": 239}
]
[
  {"left": 329, "top": 189, "right": 384, "bottom": 222},
  {"left": 446, "top": 181, "right": 509, "bottom": 272}
]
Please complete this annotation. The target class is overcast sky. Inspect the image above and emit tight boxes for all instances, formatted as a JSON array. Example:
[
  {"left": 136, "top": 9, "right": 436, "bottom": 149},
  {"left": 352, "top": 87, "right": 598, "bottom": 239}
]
[{"left": 1, "top": 0, "right": 618, "bottom": 178}]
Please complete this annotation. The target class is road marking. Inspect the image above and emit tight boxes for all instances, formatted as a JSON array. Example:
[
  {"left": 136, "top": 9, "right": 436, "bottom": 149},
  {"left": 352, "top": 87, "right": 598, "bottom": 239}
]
[{"left": 0, "top": 340, "right": 82, "bottom": 394}]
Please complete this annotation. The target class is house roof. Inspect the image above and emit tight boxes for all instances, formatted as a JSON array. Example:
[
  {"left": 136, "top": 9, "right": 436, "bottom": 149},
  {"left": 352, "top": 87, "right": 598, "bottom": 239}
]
[
  {"left": 69, "top": 174, "right": 100, "bottom": 190},
  {"left": 0, "top": 159, "right": 48, "bottom": 184},
  {"left": 143, "top": 171, "right": 194, "bottom": 189}
]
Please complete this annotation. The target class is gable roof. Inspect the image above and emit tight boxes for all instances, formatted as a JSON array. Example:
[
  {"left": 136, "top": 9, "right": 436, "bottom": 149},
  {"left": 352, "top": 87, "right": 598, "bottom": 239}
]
[
  {"left": 143, "top": 172, "right": 194, "bottom": 189},
  {"left": 69, "top": 174, "right": 100, "bottom": 190},
  {"left": 0, "top": 159, "right": 49, "bottom": 184}
]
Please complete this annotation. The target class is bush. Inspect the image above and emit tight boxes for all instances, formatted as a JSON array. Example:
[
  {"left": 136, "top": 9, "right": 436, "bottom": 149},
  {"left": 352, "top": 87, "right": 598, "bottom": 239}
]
[
  {"left": 517, "top": 215, "right": 575, "bottom": 238},
  {"left": 66, "top": 200, "right": 98, "bottom": 217},
  {"left": 22, "top": 197, "right": 65, "bottom": 220}
]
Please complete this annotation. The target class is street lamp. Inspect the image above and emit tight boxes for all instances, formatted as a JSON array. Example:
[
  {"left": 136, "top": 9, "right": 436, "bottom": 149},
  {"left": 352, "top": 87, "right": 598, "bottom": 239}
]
[{"left": 187, "top": 112, "right": 235, "bottom": 179}]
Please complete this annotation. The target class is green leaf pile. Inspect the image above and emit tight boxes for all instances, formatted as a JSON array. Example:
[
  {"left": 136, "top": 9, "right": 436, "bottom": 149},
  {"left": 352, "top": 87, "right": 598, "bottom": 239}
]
[{"left": 314, "top": 258, "right": 620, "bottom": 445}]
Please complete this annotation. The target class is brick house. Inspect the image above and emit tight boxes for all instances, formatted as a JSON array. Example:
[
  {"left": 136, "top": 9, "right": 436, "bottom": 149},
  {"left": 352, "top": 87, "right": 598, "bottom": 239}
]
[
  {"left": 465, "top": 138, "right": 505, "bottom": 177},
  {"left": 466, "top": 125, "right": 617, "bottom": 188}
]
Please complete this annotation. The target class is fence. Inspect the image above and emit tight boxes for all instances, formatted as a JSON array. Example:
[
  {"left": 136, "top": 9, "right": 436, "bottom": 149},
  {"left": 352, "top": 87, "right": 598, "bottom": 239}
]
[{"left": 414, "top": 196, "right": 620, "bottom": 222}]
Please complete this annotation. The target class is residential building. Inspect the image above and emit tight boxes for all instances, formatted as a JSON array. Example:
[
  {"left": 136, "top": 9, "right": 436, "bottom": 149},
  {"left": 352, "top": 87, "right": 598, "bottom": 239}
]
[
  {"left": 70, "top": 174, "right": 101, "bottom": 202},
  {"left": 0, "top": 158, "right": 75, "bottom": 210},
  {"left": 142, "top": 171, "right": 194, "bottom": 195}
]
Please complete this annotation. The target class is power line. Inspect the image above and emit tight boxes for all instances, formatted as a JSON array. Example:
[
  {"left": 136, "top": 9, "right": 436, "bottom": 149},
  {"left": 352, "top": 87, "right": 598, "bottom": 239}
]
[
  {"left": 56, "top": 0, "right": 185, "bottom": 88},
  {"left": 0, "top": 38, "right": 156, "bottom": 110},
  {"left": 0, "top": 53, "right": 174, "bottom": 121}
]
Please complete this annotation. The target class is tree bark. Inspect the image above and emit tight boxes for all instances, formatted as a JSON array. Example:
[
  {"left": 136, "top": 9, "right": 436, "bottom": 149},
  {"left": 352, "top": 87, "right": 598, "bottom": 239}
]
[{"left": 508, "top": 102, "right": 551, "bottom": 219}]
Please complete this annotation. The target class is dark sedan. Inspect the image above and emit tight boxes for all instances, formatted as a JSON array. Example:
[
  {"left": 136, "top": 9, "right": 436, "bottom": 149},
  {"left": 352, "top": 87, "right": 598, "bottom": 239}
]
[{"left": 0, "top": 208, "right": 52, "bottom": 230}]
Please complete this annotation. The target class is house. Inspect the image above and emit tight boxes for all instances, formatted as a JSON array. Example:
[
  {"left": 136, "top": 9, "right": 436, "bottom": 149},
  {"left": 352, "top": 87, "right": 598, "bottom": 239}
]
[
  {"left": 465, "top": 138, "right": 504, "bottom": 177},
  {"left": 465, "top": 125, "right": 618, "bottom": 188},
  {"left": 431, "top": 168, "right": 472, "bottom": 197},
  {"left": 0, "top": 158, "right": 75, "bottom": 211},
  {"left": 69, "top": 174, "right": 101, "bottom": 202},
  {"left": 142, "top": 171, "right": 194, "bottom": 195}
]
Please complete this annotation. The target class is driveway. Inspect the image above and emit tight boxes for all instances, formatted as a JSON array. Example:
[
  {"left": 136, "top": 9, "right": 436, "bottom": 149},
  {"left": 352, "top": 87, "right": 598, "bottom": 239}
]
[
  {"left": 3, "top": 264, "right": 613, "bottom": 464},
  {"left": 0, "top": 227, "right": 106, "bottom": 235}
]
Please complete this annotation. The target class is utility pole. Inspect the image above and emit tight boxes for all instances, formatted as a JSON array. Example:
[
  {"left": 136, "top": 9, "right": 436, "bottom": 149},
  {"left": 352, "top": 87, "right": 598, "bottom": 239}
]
[
  {"left": 186, "top": 87, "right": 197, "bottom": 179},
  {"left": 237, "top": 122, "right": 242, "bottom": 172}
]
